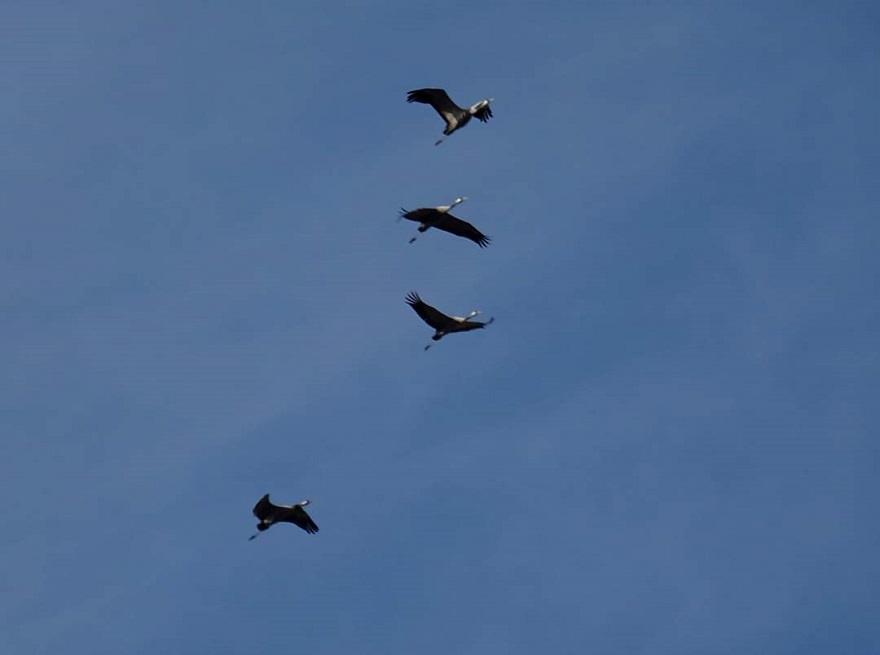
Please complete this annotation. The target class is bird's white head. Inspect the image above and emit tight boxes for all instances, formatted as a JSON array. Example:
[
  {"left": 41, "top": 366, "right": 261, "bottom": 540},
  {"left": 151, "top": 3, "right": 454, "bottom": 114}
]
[
  {"left": 299, "top": 499, "right": 312, "bottom": 507},
  {"left": 453, "top": 196, "right": 468, "bottom": 206}
]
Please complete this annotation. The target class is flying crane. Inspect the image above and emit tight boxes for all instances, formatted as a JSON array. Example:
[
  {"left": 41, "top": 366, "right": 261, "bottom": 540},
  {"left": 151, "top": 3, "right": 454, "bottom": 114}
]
[
  {"left": 406, "top": 292, "right": 494, "bottom": 350},
  {"left": 406, "top": 88, "right": 494, "bottom": 145},
  {"left": 249, "top": 494, "right": 319, "bottom": 540},
  {"left": 399, "top": 196, "right": 491, "bottom": 248}
]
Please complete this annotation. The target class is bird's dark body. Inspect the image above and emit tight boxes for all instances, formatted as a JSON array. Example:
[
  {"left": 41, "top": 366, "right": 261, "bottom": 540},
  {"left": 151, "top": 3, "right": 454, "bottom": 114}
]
[
  {"left": 251, "top": 494, "right": 319, "bottom": 537},
  {"left": 399, "top": 206, "right": 491, "bottom": 248},
  {"left": 406, "top": 88, "right": 493, "bottom": 143},
  {"left": 405, "top": 291, "right": 494, "bottom": 347}
]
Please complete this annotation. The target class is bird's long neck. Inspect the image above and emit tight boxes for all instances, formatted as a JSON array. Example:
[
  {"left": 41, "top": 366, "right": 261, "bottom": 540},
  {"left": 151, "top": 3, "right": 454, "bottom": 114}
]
[
  {"left": 450, "top": 311, "right": 479, "bottom": 323},
  {"left": 440, "top": 197, "right": 465, "bottom": 214}
]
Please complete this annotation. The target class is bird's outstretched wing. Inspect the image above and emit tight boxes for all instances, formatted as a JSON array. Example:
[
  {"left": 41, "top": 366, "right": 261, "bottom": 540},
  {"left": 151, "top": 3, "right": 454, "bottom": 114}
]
[
  {"left": 453, "top": 318, "right": 492, "bottom": 332},
  {"left": 406, "top": 88, "right": 461, "bottom": 118},
  {"left": 473, "top": 104, "right": 493, "bottom": 123},
  {"left": 291, "top": 506, "right": 320, "bottom": 534},
  {"left": 434, "top": 213, "right": 491, "bottom": 248},
  {"left": 406, "top": 292, "right": 454, "bottom": 330},
  {"left": 252, "top": 494, "right": 276, "bottom": 521}
]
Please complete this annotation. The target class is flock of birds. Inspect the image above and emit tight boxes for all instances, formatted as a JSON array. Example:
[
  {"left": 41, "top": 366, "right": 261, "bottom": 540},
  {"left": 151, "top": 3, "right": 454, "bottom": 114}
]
[{"left": 250, "top": 87, "right": 496, "bottom": 540}]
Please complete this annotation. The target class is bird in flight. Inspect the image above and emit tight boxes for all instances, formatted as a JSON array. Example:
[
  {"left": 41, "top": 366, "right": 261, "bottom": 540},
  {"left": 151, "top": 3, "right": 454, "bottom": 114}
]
[
  {"left": 406, "top": 88, "right": 494, "bottom": 145},
  {"left": 405, "top": 291, "right": 495, "bottom": 350},
  {"left": 249, "top": 494, "right": 319, "bottom": 540},
  {"left": 399, "top": 196, "right": 490, "bottom": 248}
]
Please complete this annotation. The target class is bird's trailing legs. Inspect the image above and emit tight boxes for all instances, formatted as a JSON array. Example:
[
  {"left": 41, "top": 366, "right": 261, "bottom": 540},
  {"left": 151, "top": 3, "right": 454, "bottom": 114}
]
[
  {"left": 248, "top": 532, "right": 261, "bottom": 541},
  {"left": 434, "top": 135, "right": 446, "bottom": 146},
  {"left": 410, "top": 223, "right": 431, "bottom": 244}
]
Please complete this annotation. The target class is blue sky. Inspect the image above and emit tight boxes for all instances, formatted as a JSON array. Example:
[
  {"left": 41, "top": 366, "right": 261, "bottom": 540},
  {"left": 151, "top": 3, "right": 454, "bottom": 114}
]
[{"left": 1, "top": 3, "right": 878, "bottom": 654}]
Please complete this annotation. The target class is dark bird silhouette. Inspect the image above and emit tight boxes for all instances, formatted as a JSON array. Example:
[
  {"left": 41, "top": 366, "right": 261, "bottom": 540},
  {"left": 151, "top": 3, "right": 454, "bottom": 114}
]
[
  {"left": 399, "top": 196, "right": 490, "bottom": 248},
  {"left": 249, "top": 494, "right": 319, "bottom": 540},
  {"left": 405, "top": 291, "right": 494, "bottom": 350},
  {"left": 406, "top": 88, "right": 494, "bottom": 145}
]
